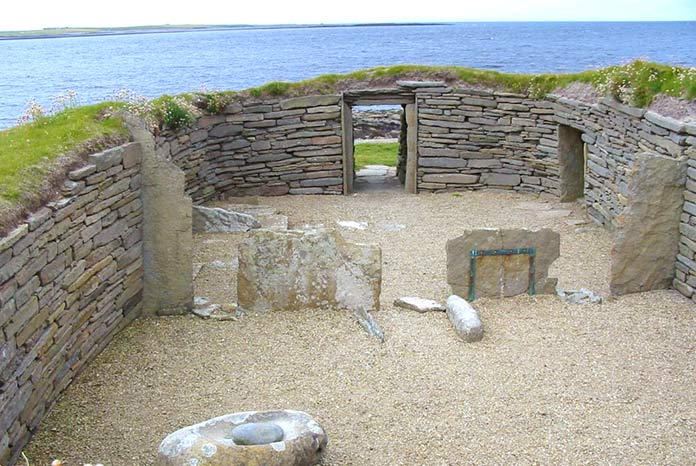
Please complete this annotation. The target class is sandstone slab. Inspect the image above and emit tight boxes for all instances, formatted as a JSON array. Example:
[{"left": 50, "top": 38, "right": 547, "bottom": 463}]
[
  {"left": 394, "top": 297, "right": 445, "bottom": 312},
  {"left": 238, "top": 228, "right": 383, "bottom": 339},
  {"left": 446, "top": 228, "right": 560, "bottom": 299},
  {"left": 157, "top": 410, "right": 327, "bottom": 466},
  {"left": 610, "top": 153, "right": 687, "bottom": 295},
  {"left": 192, "top": 206, "right": 261, "bottom": 233}
]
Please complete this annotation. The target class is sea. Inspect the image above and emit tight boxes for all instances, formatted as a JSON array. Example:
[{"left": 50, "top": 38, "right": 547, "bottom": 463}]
[{"left": 1, "top": 22, "right": 695, "bottom": 129}]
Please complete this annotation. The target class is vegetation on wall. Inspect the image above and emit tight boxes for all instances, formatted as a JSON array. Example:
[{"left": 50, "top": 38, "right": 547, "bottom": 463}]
[{"left": 1, "top": 60, "right": 695, "bottom": 233}]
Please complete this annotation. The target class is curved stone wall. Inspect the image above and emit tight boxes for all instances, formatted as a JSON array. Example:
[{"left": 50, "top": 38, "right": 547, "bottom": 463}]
[
  {"left": 3, "top": 82, "right": 695, "bottom": 465},
  {"left": 153, "top": 85, "right": 695, "bottom": 306},
  {"left": 155, "top": 95, "right": 344, "bottom": 204},
  {"left": 1, "top": 143, "right": 145, "bottom": 465}
]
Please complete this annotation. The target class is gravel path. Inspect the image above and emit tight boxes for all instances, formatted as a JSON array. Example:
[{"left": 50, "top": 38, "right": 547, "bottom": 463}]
[{"left": 26, "top": 190, "right": 696, "bottom": 465}]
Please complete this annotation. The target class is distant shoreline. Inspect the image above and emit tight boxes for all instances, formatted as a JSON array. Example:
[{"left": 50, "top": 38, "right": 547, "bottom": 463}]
[{"left": 0, "top": 23, "right": 448, "bottom": 41}]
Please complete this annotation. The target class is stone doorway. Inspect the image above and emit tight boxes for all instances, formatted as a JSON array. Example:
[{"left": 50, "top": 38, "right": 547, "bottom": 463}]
[
  {"left": 558, "top": 124, "right": 586, "bottom": 202},
  {"left": 341, "top": 90, "right": 417, "bottom": 194}
]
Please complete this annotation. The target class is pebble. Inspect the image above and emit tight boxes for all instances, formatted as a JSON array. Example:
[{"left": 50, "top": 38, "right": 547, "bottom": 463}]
[{"left": 231, "top": 422, "right": 285, "bottom": 445}]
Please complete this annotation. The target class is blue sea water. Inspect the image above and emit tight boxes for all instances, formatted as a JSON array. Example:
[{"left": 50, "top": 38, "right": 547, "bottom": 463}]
[{"left": 1, "top": 22, "right": 695, "bottom": 129}]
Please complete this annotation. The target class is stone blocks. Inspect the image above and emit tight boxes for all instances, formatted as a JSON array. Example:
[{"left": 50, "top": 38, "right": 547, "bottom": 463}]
[
  {"left": 446, "top": 228, "right": 560, "bottom": 299},
  {"left": 0, "top": 143, "right": 145, "bottom": 464}
]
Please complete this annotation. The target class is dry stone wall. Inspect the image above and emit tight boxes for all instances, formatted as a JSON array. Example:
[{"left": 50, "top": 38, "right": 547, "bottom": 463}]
[
  {"left": 676, "top": 147, "right": 696, "bottom": 303},
  {"left": 550, "top": 96, "right": 694, "bottom": 227},
  {"left": 155, "top": 95, "right": 344, "bottom": 203},
  {"left": 415, "top": 88, "right": 559, "bottom": 195},
  {"left": 0, "top": 143, "right": 145, "bottom": 465}
]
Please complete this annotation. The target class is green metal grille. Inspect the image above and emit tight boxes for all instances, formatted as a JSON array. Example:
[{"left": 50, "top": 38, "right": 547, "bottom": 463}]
[{"left": 468, "top": 247, "right": 537, "bottom": 301}]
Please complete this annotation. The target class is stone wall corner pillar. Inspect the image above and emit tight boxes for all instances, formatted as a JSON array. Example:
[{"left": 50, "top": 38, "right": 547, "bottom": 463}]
[{"left": 127, "top": 118, "right": 193, "bottom": 315}]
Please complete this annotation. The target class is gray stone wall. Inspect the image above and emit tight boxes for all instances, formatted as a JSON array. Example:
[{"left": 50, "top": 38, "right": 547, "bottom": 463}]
[
  {"left": 0, "top": 143, "right": 144, "bottom": 465},
  {"left": 550, "top": 96, "right": 693, "bottom": 228},
  {"left": 415, "top": 88, "right": 559, "bottom": 194},
  {"left": 676, "top": 146, "right": 696, "bottom": 303},
  {"left": 155, "top": 95, "right": 344, "bottom": 202}
]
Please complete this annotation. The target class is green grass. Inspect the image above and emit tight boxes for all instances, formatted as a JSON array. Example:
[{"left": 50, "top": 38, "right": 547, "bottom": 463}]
[
  {"left": 354, "top": 142, "right": 399, "bottom": 170},
  {"left": 244, "top": 60, "right": 696, "bottom": 107},
  {"left": 0, "top": 103, "right": 127, "bottom": 205}
]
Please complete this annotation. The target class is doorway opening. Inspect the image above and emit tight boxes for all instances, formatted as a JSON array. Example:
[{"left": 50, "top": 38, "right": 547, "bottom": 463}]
[
  {"left": 353, "top": 105, "right": 402, "bottom": 192},
  {"left": 341, "top": 91, "right": 417, "bottom": 194},
  {"left": 558, "top": 125, "right": 586, "bottom": 202}
]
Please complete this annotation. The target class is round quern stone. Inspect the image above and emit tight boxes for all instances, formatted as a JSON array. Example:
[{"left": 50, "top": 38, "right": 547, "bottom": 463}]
[{"left": 231, "top": 422, "right": 284, "bottom": 445}]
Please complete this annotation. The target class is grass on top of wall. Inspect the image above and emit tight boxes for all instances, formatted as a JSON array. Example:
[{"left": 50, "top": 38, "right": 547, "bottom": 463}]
[
  {"left": 247, "top": 60, "right": 696, "bottom": 107},
  {"left": 0, "top": 103, "right": 128, "bottom": 234},
  {"left": 354, "top": 142, "right": 399, "bottom": 170}
]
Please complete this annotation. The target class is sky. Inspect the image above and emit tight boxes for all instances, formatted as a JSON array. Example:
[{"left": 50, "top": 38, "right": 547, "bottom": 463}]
[{"left": 1, "top": 0, "right": 695, "bottom": 30}]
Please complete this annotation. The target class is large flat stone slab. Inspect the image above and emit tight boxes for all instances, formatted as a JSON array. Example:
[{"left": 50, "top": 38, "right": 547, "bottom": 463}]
[
  {"left": 610, "top": 153, "right": 687, "bottom": 295},
  {"left": 238, "top": 228, "right": 383, "bottom": 339},
  {"left": 446, "top": 229, "right": 560, "bottom": 299}
]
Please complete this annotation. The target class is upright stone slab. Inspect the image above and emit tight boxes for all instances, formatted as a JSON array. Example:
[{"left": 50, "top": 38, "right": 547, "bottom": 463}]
[
  {"left": 446, "top": 229, "right": 560, "bottom": 298},
  {"left": 238, "top": 228, "right": 382, "bottom": 338},
  {"left": 610, "top": 153, "right": 687, "bottom": 296},
  {"left": 128, "top": 118, "right": 193, "bottom": 315}
]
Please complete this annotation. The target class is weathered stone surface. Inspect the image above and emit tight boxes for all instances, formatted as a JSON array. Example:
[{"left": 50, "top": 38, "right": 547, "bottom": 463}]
[
  {"left": 129, "top": 118, "right": 193, "bottom": 315},
  {"left": 479, "top": 173, "right": 521, "bottom": 187},
  {"left": 446, "top": 228, "right": 560, "bottom": 298},
  {"left": 157, "top": 410, "right": 327, "bottom": 466},
  {"left": 446, "top": 295, "right": 483, "bottom": 342},
  {"left": 394, "top": 297, "right": 445, "bottom": 312},
  {"left": 558, "top": 125, "right": 585, "bottom": 201},
  {"left": 422, "top": 174, "right": 478, "bottom": 184},
  {"left": 611, "top": 153, "right": 687, "bottom": 296},
  {"left": 280, "top": 95, "right": 340, "bottom": 110},
  {"left": 192, "top": 206, "right": 260, "bottom": 233},
  {"left": 238, "top": 228, "right": 382, "bottom": 339}
]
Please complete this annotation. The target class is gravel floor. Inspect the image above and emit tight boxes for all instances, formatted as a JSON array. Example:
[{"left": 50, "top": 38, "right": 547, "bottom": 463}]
[{"left": 26, "top": 190, "right": 696, "bottom": 465}]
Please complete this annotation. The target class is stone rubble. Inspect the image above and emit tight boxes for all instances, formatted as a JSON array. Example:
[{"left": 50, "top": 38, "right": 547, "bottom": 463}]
[{"left": 192, "top": 205, "right": 260, "bottom": 233}]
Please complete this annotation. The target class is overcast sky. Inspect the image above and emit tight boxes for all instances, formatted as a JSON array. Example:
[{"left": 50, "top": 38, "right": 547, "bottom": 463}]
[{"left": 1, "top": 0, "right": 695, "bottom": 30}]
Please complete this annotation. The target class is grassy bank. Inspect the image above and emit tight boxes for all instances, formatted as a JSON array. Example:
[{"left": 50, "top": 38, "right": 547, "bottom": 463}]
[
  {"left": 0, "top": 103, "right": 127, "bottom": 232},
  {"left": 354, "top": 142, "right": 399, "bottom": 170}
]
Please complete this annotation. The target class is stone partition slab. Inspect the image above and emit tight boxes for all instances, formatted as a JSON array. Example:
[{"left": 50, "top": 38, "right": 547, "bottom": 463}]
[
  {"left": 446, "top": 228, "right": 560, "bottom": 299},
  {"left": 0, "top": 143, "right": 145, "bottom": 465},
  {"left": 611, "top": 153, "right": 687, "bottom": 296},
  {"left": 238, "top": 228, "right": 382, "bottom": 338},
  {"left": 155, "top": 95, "right": 344, "bottom": 203}
]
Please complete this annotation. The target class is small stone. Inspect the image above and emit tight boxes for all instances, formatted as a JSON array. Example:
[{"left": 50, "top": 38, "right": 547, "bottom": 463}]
[
  {"left": 394, "top": 297, "right": 445, "bottom": 313},
  {"left": 192, "top": 304, "right": 221, "bottom": 318},
  {"left": 446, "top": 295, "right": 483, "bottom": 343},
  {"left": 336, "top": 220, "right": 368, "bottom": 230},
  {"left": 194, "top": 296, "right": 210, "bottom": 307},
  {"left": 558, "top": 288, "right": 602, "bottom": 305},
  {"left": 231, "top": 422, "right": 285, "bottom": 445}
]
